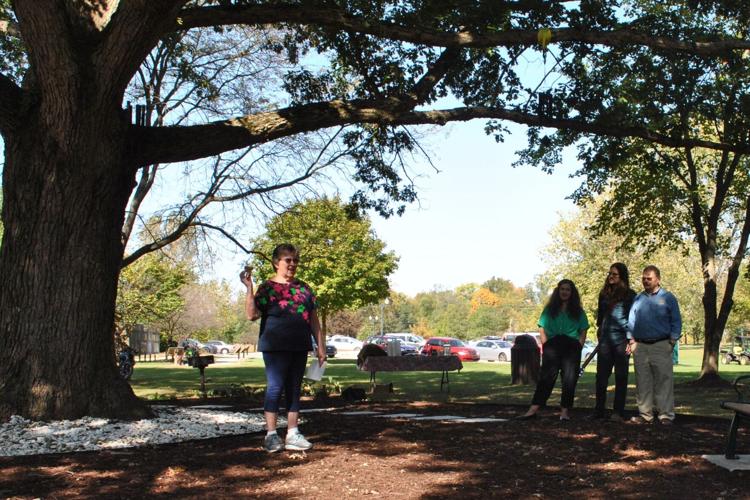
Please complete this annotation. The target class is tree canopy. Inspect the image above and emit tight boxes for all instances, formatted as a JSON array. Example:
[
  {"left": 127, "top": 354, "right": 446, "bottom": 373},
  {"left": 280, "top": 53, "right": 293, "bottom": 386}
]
[
  {"left": 514, "top": 0, "right": 750, "bottom": 378},
  {"left": 116, "top": 253, "right": 192, "bottom": 335}
]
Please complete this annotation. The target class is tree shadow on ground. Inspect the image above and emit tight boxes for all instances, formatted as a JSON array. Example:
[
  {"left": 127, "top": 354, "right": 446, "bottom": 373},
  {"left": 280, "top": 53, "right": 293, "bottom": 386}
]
[{"left": 1, "top": 401, "right": 748, "bottom": 498}]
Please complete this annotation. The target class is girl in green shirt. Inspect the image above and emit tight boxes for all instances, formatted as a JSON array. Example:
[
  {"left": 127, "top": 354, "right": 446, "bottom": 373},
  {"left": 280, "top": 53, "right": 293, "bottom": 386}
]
[{"left": 518, "top": 279, "right": 589, "bottom": 421}]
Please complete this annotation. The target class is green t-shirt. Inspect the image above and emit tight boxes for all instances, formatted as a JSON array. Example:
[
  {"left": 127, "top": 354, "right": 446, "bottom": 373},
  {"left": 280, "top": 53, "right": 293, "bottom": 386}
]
[{"left": 538, "top": 307, "right": 590, "bottom": 340}]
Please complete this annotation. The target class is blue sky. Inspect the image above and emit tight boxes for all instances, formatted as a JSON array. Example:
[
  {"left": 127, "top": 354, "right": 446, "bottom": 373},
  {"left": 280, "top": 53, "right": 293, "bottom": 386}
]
[
  {"left": 368, "top": 120, "right": 581, "bottom": 296},
  {"left": 192, "top": 117, "right": 582, "bottom": 297}
]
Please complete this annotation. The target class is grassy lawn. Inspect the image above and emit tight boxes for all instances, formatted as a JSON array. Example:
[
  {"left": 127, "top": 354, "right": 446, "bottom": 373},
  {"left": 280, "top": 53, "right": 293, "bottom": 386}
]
[{"left": 130, "top": 346, "right": 749, "bottom": 418}]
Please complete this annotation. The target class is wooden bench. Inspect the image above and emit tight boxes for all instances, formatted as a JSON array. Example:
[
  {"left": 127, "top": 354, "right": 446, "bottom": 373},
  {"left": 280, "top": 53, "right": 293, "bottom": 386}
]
[
  {"left": 232, "top": 344, "right": 256, "bottom": 359},
  {"left": 358, "top": 355, "right": 463, "bottom": 392},
  {"left": 165, "top": 347, "right": 184, "bottom": 362},
  {"left": 720, "top": 375, "right": 750, "bottom": 459}
]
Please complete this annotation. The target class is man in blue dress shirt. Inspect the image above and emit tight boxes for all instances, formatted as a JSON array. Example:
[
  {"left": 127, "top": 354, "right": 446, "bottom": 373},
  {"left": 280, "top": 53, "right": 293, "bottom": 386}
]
[{"left": 627, "top": 265, "right": 682, "bottom": 424}]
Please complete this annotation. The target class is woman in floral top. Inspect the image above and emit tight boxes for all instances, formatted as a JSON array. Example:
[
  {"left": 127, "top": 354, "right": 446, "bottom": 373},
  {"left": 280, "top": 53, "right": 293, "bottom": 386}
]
[{"left": 241, "top": 243, "right": 325, "bottom": 453}]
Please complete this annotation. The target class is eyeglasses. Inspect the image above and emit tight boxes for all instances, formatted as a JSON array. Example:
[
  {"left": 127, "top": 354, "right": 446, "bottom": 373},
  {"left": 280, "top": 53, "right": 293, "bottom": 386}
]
[
  {"left": 281, "top": 257, "right": 300, "bottom": 264},
  {"left": 607, "top": 272, "right": 619, "bottom": 277}
]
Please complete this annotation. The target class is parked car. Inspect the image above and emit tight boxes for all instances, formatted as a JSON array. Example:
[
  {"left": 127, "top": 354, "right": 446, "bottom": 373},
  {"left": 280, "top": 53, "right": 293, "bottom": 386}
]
[
  {"left": 366, "top": 335, "right": 419, "bottom": 355},
  {"left": 311, "top": 338, "right": 338, "bottom": 358},
  {"left": 421, "top": 337, "right": 480, "bottom": 361},
  {"left": 385, "top": 333, "right": 426, "bottom": 349},
  {"left": 205, "top": 340, "right": 234, "bottom": 354},
  {"left": 327, "top": 335, "right": 364, "bottom": 352},
  {"left": 581, "top": 339, "right": 598, "bottom": 363},
  {"left": 326, "top": 343, "right": 337, "bottom": 358},
  {"left": 503, "top": 332, "right": 541, "bottom": 345},
  {"left": 469, "top": 339, "right": 513, "bottom": 362},
  {"left": 179, "top": 338, "right": 205, "bottom": 350},
  {"left": 504, "top": 332, "right": 542, "bottom": 354}
]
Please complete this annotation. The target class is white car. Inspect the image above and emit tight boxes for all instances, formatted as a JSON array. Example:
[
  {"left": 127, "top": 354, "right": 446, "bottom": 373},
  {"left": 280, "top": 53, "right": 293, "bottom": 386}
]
[
  {"left": 327, "top": 335, "right": 364, "bottom": 352},
  {"left": 469, "top": 340, "right": 513, "bottom": 362},
  {"left": 581, "top": 340, "right": 598, "bottom": 363},
  {"left": 502, "top": 332, "right": 541, "bottom": 345},
  {"left": 205, "top": 340, "right": 234, "bottom": 354},
  {"left": 385, "top": 333, "right": 425, "bottom": 349}
]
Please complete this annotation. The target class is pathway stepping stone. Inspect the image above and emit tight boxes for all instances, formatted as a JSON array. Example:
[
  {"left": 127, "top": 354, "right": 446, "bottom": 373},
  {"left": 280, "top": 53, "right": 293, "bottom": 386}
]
[
  {"left": 412, "top": 415, "right": 465, "bottom": 421},
  {"left": 702, "top": 454, "right": 750, "bottom": 471},
  {"left": 374, "top": 413, "right": 423, "bottom": 418}
]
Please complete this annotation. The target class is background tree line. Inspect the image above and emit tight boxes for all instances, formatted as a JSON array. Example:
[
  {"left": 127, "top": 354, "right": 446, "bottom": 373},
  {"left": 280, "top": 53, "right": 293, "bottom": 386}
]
[
  {"left": 328, "top": 277, "right": 541, "bottom": 341},
  {"left": 117, "top": 192, "right": 750, "bottom": 349}
]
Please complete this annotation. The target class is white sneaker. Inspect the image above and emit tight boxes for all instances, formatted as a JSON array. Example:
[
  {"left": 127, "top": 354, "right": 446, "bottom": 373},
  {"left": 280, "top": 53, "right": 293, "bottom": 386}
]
[{"left": 285, "top": 432, "right": 313, "bottom": 451}]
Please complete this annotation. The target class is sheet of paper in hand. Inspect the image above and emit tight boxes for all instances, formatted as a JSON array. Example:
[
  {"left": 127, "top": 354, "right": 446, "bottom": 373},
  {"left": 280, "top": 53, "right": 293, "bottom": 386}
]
[{"left": 305, "top": 359, "right": 327, "bottom": 381}]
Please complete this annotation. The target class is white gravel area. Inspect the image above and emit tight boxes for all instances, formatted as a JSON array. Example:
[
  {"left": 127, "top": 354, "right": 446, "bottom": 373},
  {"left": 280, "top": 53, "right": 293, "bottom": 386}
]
[{"left": 0, "top": 406, "right": 277, "bottom": 457}]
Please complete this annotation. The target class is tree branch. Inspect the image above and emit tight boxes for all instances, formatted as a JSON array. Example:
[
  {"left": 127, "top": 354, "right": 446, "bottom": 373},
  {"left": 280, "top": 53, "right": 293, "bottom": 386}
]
[
  {"left": 176, "top": 4, "right": 750, "bottom": 56},
  {"left": 0, "top": 73, "right": 22, "bottom": 134},
  {"left": 405, "top": 47, "right": 461, "bottom": 107},
  {"left": 121, "top": 140, "right": 338, "bottom": 266},
  {"left": 132, "top": 99, "right": 750, "bottom": 166},
  {"left": 121, "top": 163, "right": 158, "bottom": 248},
  {"left": 685, "top": 148, "right": 708, "bottom": 253},
  {"left": 97, "top": 1, "right": 188, "bottom": 98},
  {"left": 190, "top": 222, "right": 271, "bottom": 264},
  {"left": 717, "top": 193, "right": 750, "bottom": 330}
]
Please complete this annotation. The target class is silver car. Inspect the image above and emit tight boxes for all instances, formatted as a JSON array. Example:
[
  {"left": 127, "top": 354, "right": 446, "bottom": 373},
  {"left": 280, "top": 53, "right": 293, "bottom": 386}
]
[
  {"left": 205, "top": 340, "right": 234, "bottom": 354},
  {"left": 469, "top": 340, "right": 513, "bottom": 362}
]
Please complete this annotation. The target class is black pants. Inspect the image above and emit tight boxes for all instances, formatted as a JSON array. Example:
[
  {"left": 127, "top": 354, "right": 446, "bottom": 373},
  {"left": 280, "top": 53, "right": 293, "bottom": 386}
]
[
  {"left": 595, "top": 340, "right": 630, "bottom": 415},
  {"left": 531, "top": 335, "right": 582, "bottom": 409}
]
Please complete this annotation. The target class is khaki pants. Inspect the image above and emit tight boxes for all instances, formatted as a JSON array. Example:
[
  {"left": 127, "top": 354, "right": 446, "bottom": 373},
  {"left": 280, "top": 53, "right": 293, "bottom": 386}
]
[{"left": 633, "top": 340, "right": 675, "bottom": 421}]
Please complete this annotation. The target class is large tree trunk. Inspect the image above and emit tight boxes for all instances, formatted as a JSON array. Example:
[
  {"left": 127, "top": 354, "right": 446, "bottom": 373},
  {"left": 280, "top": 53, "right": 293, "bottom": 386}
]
[
  {"left": 696, "top": 231, "right": 744, "bottom": 385},
  {"left": 698, "top": 261, "right": 722, "bottom": 381},
  {"left": 320, "top": 308, "right": 328, "bottom": 337},
  {"left": 0, "top": 99, "right": 150, "bottom": 421}
]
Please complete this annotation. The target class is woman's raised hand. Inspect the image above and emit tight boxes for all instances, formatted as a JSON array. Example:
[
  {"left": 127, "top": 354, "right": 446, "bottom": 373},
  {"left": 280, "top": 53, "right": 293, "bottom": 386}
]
[{"left": 239, "top": 266, "right": 253, "bottom": 288}]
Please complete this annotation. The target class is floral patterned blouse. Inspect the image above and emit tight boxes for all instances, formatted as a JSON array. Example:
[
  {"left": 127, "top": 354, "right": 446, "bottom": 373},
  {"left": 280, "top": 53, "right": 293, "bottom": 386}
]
[{"left": 255, "top": 279, "right": 318, "bottom": 352}]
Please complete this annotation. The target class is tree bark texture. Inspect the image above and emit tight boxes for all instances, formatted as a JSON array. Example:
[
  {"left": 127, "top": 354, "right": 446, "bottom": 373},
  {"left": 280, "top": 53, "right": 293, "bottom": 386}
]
[
  {"left": 699, "top": 261, "right": 721, "bottom": 380},
  {"left": 0, "top": 91, "right": 150, "bottom": 421},
  {"left": 0, "top": 0, "right": 187, "bottom": 421},
  {"left": 320, "top": 308, "right": 328, "bottom": 337}
]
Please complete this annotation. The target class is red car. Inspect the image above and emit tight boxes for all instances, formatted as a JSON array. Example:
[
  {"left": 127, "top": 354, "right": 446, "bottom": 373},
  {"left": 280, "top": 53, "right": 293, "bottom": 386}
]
[{"left": 421, "top": 337, "right": 480, "bottom": 361}]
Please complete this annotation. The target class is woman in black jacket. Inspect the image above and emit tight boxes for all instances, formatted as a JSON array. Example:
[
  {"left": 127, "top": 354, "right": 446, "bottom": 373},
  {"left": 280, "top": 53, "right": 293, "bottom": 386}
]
[{"left": 593, "top": 262, "right": 636, "bottom": 421}]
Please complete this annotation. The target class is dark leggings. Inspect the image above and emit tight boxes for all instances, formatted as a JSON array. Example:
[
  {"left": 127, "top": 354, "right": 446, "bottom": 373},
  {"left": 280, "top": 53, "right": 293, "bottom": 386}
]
[
  {"left": 594, "top": 340, "right": 630, "bottom": 415},
  {"left": 263, "top": 351, "right": 308, "bottom": 413},
  {"left": 531, "top": 335, "right": 582, "bottom": 409}
]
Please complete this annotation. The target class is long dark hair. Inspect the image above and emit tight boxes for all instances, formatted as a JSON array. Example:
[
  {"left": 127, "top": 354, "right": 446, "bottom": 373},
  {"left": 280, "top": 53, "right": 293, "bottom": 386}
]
[
  {"left": 546, "top": 279, "right": 583, "bottom": 319},
  {"left": 599, "top": 262, "right": 631, "bottom": 310}
]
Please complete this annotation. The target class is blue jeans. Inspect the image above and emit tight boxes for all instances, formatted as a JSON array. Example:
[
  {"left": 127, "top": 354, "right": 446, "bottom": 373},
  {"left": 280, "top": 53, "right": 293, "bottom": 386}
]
[{"left": 262, "top": 351, "right": 308, "bottom": 413}]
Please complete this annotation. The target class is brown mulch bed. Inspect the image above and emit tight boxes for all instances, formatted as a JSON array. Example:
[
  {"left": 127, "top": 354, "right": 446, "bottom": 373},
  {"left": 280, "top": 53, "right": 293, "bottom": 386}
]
[{"left": 1, "top": 401, "right": 748, "bottom": 499}]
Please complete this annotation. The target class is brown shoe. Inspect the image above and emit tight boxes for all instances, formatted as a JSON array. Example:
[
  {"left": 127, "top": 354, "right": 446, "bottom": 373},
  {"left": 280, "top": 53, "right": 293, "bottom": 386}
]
[{"left": 658, "top": 418, "right": 674, "bottom": 426}]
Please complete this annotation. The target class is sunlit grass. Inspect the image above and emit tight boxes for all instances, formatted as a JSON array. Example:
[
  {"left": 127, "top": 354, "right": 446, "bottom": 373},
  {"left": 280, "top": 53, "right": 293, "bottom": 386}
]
[{"left": 129, "top": 346, "right": 749, "bottom": 418}]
